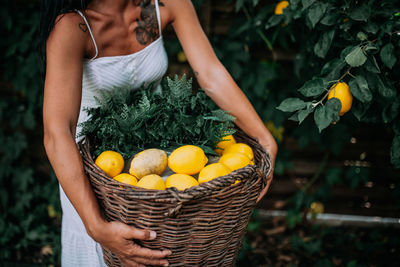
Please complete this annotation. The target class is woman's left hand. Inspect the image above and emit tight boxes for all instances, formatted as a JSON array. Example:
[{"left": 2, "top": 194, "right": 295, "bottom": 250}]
[{"left": 256, "top": 138, "right": 277, "bottom": 203}]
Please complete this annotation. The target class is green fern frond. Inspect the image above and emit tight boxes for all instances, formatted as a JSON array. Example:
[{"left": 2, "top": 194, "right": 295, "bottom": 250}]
[{"left": 80, "top": 76, "right": 237, "bottom": 158}]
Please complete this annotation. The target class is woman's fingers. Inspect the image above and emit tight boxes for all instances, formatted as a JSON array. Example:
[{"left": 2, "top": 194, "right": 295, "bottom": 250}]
[
  {"left": 256, "top": 174, "right": 273, "bottom": 203},
  {"left": 119, "top": 244, "right": 170, "bottom": 266},
  {"left": 131, "top": 256, "right": 170, "bottom": 266},
  {"left": 128, "top": 243, "right": 171, "bottom": 259},
  {"left": 119, "top": 257, "right": 146, "bottom": 267},
  {"left": 121, "top": 223, "right": 157, "bottom": 241}
]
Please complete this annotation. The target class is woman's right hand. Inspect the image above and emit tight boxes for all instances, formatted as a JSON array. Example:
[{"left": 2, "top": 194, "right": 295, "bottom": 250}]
[{"left": 89, "top": 220, "right": 171, "bottom": 267}]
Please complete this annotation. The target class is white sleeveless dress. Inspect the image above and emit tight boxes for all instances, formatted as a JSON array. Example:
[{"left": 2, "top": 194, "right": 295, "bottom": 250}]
[{"left": 60, "top": 1, "right": 168, "bottom": 266}]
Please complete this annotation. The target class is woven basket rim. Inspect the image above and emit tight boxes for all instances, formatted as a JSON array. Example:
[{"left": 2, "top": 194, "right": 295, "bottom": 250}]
[{"left": 79, "top": 129, "right": 272, "bottom": 204}]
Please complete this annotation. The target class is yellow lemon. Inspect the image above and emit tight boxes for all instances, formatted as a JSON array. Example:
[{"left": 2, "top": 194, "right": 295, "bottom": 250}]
[
  {"left": 113, "top": 173, "right": 138, "bottom": 186},
  {"left": 177, "top": 51, "right": 187, "bottom": 63},
  {"left": 95, "top": 151, "right": 124, "bottom": 177},
  {"left": 219, "top": 152, "right": 253, "bottom": 171},
  {"left": 129, "top": 149, "right": 167, "bottom": 179},
  {"left": 274, "top": 1, "right": 289, "bottom": 15},
  {"left": 168, "top": 145, "right": 208, "bottom": 175},
  {"left": 265, "top": 121, "right": 284, "bottom": 143},
  {"left": 198, "top": 163, "right": 231, "bottom": 184},
  {"left": 310, "top": 202, "right": 324, "bottom": 214},
  {"left": 327, "top": 82, "right": 353, "bottom": 116},
  {"left": 136, "top": 174, "right": 165, "bottom": 190},
  {"left": 165, "top": 174, "right": 199, "bottom": 191},
  {"left": 214, "top": 134, "right": 236, "bottom": 155},
  {"left": 222, "top": 143, "right": 254, "bottom": 161}
]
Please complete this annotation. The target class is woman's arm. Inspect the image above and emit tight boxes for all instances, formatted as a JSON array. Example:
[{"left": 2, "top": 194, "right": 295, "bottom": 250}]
[
  {"left": 168, "top": 0, "right": 277, "bottom": 200},
  {"left": 43, "top": 13, "right": 170, "bottom": 266}
]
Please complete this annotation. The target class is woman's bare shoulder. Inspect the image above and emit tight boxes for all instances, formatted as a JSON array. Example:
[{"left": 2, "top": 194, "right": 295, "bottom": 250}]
[
  {"left": 47, "top": 12, "right": 88, "bottom": 57},
  {"left": 162, "top": 0, "right": 195, "bottom": 23}
]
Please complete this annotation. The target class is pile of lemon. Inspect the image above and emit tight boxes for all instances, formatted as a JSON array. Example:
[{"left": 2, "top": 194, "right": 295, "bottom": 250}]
[{"left": 94, "top": 135, "right": 255, "bottom": 191}]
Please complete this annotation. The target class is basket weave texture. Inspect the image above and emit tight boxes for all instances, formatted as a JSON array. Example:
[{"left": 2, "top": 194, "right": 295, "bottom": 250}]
[{"left": 79, "top": 130, "right": 272, "bottom": 267}]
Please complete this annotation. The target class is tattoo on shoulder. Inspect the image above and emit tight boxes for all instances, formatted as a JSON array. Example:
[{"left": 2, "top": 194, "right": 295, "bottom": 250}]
[
  {"left": 194, "top": 71, "right": 199, "bottom": 77},
  {"left": 134, "top": 0, "right": 165, "bottom": 45},
  {"left": 78, "top": 22, "right": 88, "bottom": 33}
]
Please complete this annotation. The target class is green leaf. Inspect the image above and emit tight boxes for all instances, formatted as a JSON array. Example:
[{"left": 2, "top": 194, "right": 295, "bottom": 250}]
[
  {"left": 325, "top": 168, "right": 342, "bottom": 186},
  {"left": 349, "top": 75, "right": 372, "bottom": 103},
  {"left": 307, "top": 3, "right": 328, "bottom": 28},
  {"left": 301, "top": 0, "right": 316, "bottom": 10},
  {"left": 349, "top": 4, "right": 371, "bottom": 21},
  {"left": 265, "top": 15, "right": 283, "bottom": 29},
  {"left": 364, "top": 22, "right": 379, "bottom": 34},
  {"left": 345, "top": 166, "right": 369, "bottom": 189},
  {"left": 320, "top": 12, "right": 339, "bottom": 26},
  {"left": 289, "top": 104, "right": 315, "bottom": 123},
  {"left": 321, "top": 59, "right": 346, "bottom": 81},
  {"left": 374, "top": 75, "right": 396, "bottom": 98},
  {"left": 314, "top": 98, "right": 341, "bottom": 132},
  {"left": 276, "top": 98, "right": 307, "bottom": 112},
  {"left": 357, "top": 31, "right": 368, "bottom": 41},
  {"left": 382, "top": 99, "right": 400, "bottom": 123},
  {"left": 286, "top": 210, "right": 302, "bottom": 229},
  {"left": 340, "top": 46, "right": 355, "bottom": 60},
  {"left": 365, "top": 43, "right": 378, "bottom": 52},
  {"left": 351, "top": 101, "right": 371, "bottom": 122},
  {"left": 298, "top": 77, "right": 325, "bottom": 97},
  {"left": 380, "top": 43, "right": 397, "bottom": 69},
  {"left": 298, "top": 106, "right": 315, "bottom": 123},
  {"left": 314, "top": 29, "right": 335, "bottom": 58},
  {"left": 303, "top": 239, "right": 322, "bottom": 255},
  {"left": 393, "top": 120, "right": 400, "bottom": 135},
  {"left": 235, "top": 0, "right": 245, "bottom": 12},
  {"left": 364, "top": 56, "right": 381, "bottom": 73},
  {"left": 345, "top": 46, "right": 367, "bottom": 67},
  {"left": 252, "top": 0, "right": 260, "bottom": 6},
  {"left": 288, "top": 112, "right": 300, "bottom": 122}
]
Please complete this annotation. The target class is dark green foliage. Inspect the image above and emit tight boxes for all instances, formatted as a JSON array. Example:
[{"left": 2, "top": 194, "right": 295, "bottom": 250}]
[
  {"left": 270, "top": 0, "right": 400, "bottom": 167},
  {"left": 0, "top": 2, "right": 61, "bottom": 264},
  {"left": 80, "top": 75, "right": 236, "bottom": 158}
]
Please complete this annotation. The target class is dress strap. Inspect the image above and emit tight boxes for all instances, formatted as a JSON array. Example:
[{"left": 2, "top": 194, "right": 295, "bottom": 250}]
[
  {"left": 75, "top": 10, "right": 99, "bottom": 60},
  {"left": 154, "top": 0, "right": 162, "bottom": 37}
]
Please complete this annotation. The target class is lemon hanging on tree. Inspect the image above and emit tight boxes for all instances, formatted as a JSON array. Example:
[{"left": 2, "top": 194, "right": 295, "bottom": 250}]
[
  {"left": 274, "top": 1, "right": 289, "bottom": 15},
  {"left": 327, "top": 82, "right": 353, "bottom": 116},
  {"left": 310, "top": 201, "right": 325, "bottom": 214},
  {"left": 177, "top": 51, "right": 187, "bottom": 63}
]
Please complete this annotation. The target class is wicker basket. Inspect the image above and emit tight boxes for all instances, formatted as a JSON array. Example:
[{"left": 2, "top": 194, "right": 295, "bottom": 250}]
[{"left": 79, "top": 130, "right": 272, "bottom": 267}]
